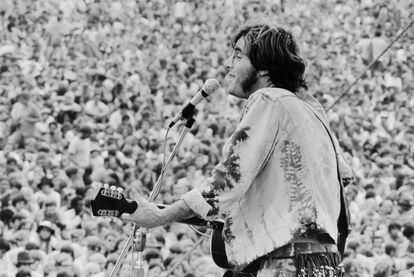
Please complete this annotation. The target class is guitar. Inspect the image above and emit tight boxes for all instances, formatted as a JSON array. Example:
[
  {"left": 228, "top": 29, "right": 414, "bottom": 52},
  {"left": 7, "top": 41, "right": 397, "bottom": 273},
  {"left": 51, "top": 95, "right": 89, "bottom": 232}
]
[{"left": 90, "top": 184, "right": 230, "bottom": 269}]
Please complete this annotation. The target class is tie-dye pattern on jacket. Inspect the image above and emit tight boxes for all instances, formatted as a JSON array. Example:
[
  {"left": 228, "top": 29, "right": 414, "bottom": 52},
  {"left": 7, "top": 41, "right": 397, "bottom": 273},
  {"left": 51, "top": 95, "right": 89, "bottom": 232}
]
[{"left": 181, "top": 87, "right": 353, "bottom": 270}]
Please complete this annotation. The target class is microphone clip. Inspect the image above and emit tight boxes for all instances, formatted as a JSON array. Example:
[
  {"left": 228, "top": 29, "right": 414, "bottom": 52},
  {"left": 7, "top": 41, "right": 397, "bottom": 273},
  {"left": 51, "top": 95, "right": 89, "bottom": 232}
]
[
  {"left": 181, "top": 103, "right": 196, "bottom": 120},
  {"left": 168, "top": 103, "right": 197, "bottom": 128}
]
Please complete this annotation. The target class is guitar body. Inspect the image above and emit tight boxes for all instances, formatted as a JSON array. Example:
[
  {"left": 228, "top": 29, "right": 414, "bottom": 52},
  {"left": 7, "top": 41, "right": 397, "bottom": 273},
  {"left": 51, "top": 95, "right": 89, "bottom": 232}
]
[{"left": 90, "top": 185, "right": 231, "bottom": 269}]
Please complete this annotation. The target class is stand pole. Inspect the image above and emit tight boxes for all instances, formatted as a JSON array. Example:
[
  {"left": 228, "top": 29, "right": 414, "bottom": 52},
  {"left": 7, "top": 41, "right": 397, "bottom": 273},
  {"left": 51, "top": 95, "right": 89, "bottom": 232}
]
[
  {"left": 149, "top": 118, "right": 194, "bottom": 202},
  {"left": 110, "top": 118, "right": 196, "bottom": 277},
  {"left": 110, "top": 224, "right": 136, "bottom": 277}
]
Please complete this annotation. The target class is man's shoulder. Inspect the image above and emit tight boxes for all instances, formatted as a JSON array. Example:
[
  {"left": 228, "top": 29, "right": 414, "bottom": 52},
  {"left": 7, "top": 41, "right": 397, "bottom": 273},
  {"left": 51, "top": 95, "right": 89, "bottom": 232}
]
[{"left": 250, "top": 87, "right": 295, "bottom": 102}]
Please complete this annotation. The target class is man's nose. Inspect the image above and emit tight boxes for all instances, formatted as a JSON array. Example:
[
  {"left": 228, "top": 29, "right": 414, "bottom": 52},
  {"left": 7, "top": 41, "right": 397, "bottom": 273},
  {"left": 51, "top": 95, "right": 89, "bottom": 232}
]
[{"left": 224, "top": 56, "right": 233, "bottom": 71}]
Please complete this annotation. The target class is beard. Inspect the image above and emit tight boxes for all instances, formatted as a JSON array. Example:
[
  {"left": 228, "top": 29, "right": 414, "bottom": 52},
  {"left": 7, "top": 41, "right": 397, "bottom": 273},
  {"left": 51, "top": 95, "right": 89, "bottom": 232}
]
[{"left": 241, "top": 67, "right": 258, "bottom": 94}]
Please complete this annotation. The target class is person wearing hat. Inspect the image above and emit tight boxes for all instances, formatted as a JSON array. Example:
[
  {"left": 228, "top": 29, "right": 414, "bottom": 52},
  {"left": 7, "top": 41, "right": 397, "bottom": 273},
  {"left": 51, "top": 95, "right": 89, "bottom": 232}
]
[
  {"left": 35, "top": 221, "right": 58, "bottom": 254},
  {"left": 14, "top": 250, "right": 42, "bottom": 277},
  {"left": 33, "top": 177, "right": 61, "bottom": 208},
  {"left": 25, "top": 243, "right": 45, "bottom": 277}
]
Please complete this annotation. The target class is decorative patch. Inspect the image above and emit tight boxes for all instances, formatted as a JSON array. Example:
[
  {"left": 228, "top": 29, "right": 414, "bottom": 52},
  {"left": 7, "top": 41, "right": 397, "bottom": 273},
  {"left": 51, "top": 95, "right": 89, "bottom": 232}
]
[
  {"left": 221, "top": 152, "right": 241, "bottom": 185},
  {"left": 211, "top": 167, "right": 234, "bottom": 191},
  {"left": 280, "top": 139, "right": 305, "bottom": 187},
  {"left": 223, "top": 215, "right": 235, "bottom": 244},
  {"left": 201, "top": 185, "right": 220, "bottom": 216},
  {"left": 205, "top": 198, "right": 219, "bottom": 217},
  {"left": 201, "top": 127, "right": 250, "bottom": 218},
  {"left": 209, "top": 127, "right": 250, "bottom": 192},
  {"left": 280, "top": 139, "right": 316, "bottom": 227},
  {"left": 201, "top": 185, "right": 218, "bottom": 198},
  {"left": 230, "top": 127, "right": 250, "bottom": 146}
]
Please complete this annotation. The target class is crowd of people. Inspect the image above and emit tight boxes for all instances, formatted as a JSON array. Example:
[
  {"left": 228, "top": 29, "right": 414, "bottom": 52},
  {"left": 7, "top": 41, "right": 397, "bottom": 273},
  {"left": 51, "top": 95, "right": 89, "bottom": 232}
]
[{"left": 0, "top": 0, "right": 413, "bottom": 276}]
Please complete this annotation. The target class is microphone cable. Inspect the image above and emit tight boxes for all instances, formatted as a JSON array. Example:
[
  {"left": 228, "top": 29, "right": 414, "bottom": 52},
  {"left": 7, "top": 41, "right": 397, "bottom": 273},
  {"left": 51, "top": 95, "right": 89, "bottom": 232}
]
[{"left": 153, "top": 126, "right": 171, "bottom": 201}]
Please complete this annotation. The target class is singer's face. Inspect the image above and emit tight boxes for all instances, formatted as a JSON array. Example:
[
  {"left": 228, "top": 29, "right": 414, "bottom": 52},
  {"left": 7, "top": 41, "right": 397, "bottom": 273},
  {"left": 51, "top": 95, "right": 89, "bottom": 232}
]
[{"left": 224, "top": 37, "right": 258, "bottom": 99}]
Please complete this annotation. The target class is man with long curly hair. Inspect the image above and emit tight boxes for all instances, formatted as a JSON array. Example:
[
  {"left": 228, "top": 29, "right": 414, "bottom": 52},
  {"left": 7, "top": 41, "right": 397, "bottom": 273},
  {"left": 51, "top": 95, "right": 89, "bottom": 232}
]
[{"left": 123, "top": 21, "right": 354, "bottom": 276}]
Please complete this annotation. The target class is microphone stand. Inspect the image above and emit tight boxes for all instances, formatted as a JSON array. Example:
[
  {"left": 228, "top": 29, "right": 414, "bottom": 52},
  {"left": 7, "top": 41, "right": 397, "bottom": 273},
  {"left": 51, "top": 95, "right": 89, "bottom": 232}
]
[{"left": 110, "top": 117, "right": 196, "bottom": 277}]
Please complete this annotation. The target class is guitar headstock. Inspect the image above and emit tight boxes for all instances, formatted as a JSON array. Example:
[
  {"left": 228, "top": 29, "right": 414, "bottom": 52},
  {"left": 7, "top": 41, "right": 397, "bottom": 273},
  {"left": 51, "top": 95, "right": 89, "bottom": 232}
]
[{"left": 90, "top": 184, "right": 138, "bottom": 217}]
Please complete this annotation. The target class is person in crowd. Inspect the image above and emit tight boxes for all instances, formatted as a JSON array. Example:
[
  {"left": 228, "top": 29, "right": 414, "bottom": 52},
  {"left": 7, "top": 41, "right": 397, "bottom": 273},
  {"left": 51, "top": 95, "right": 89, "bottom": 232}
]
[
  {"left": 34, "top": 221, "right": 59, "bottom": 254},
  {"left": 66, "top": 125, "right": 92, "bottom": 176},
  {"left": 33, "top": 177, "right": 61, "bottom": 208}
]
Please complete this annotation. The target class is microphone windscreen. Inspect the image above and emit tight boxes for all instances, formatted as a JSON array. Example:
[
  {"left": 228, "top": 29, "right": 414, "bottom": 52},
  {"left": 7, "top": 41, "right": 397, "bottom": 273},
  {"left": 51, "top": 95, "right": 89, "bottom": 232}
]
[{"left": 203, "top": 78, "right": 220, "bottom": 95}]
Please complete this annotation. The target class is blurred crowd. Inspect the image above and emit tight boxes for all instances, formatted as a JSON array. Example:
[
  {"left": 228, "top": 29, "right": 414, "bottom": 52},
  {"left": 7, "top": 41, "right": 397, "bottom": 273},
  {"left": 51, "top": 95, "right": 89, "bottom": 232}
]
[{"left": 0, "top": 0, "right": 413, "bottom": 276}]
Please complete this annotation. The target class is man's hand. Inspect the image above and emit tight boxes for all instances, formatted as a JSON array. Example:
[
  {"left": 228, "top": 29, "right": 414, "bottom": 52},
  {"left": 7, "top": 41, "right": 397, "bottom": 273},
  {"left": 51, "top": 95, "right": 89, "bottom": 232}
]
[{"left": 121, "top": 190, "right": 164, "bottom": 228}]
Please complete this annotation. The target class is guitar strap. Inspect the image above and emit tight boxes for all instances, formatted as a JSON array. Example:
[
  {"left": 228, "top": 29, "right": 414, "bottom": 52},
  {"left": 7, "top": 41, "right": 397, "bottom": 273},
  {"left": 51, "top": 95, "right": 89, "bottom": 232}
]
[{"left": 298, "top": 98, "right": 351, "bottom": 257}]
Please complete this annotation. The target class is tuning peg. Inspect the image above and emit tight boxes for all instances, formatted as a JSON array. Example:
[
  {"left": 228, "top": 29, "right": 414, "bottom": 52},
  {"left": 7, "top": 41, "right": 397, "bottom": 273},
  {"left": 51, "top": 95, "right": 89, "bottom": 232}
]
[
  {"left": 103, "top": 183, "right": 109, "bottom": 189},
  {"left": 110, "top": 185, "right": 116, "bottom": 191},
  {"left": 116, "top": 187, "right": 123, "bottom": 193}
]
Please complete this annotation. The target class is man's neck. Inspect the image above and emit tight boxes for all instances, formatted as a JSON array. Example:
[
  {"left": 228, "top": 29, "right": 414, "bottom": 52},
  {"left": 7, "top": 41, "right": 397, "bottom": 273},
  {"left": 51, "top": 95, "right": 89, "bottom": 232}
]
[{"left": 251, "top": 77, "right": 274, "bottom": 93}]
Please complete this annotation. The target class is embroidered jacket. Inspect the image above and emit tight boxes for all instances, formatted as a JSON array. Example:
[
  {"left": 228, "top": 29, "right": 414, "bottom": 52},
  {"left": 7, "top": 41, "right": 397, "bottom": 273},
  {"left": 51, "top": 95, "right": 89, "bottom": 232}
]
[{"left": 181, "top": 88, "right": 353, "bottom": 269}]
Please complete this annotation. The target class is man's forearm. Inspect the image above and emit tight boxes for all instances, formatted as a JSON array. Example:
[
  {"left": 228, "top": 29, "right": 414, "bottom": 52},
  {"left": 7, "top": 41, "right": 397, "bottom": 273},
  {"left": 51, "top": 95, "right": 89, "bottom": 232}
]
[
  {"left": 122, "top": 193, "right": 200, "bottom": 228},
  {"left": 158, "top": 199, "right": 197, "bottom": 226}
]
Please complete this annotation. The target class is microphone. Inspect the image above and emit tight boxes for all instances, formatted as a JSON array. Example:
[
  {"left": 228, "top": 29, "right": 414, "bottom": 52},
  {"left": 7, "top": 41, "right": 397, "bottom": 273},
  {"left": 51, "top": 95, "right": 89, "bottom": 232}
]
[{"left": 169, "top": 78, "right": 219, "bottom": 128}]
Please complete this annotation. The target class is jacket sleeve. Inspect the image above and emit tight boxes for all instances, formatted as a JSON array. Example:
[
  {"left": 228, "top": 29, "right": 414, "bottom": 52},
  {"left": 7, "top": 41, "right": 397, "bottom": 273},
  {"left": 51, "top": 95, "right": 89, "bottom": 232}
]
[{"left": 181, "top": 93, "right": 280, "bottom": 220}]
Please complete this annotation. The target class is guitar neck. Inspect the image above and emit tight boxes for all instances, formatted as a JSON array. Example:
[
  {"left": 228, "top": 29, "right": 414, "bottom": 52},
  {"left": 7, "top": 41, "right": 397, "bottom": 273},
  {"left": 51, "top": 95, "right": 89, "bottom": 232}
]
[{"left": 90, "top": 186, "right": 229, "bottom": 269}]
